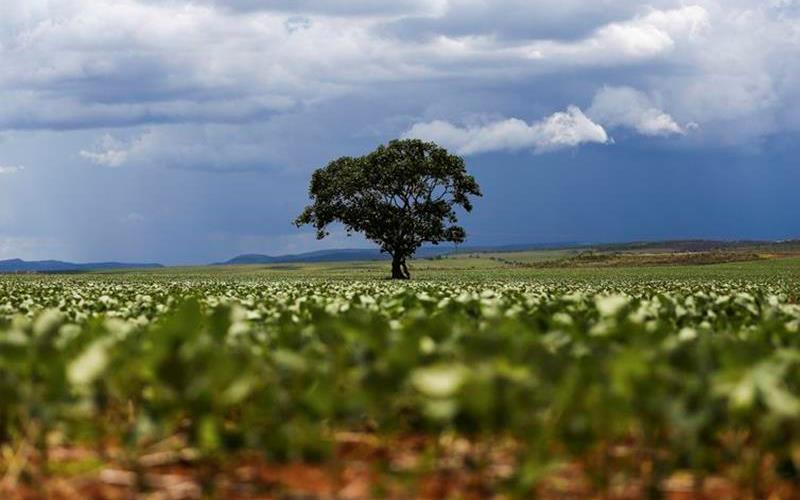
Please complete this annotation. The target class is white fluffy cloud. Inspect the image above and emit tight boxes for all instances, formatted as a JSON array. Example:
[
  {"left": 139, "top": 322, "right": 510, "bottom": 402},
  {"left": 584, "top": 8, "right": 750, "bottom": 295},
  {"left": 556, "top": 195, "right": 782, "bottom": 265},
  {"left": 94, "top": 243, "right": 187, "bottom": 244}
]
[
  {"left": 588, "top": 86, "right": 687, "bottom": 136},
  {"left": 515, "top": 6, "right": 709, "bottom": 65},
  {"left": 405, "top": 106, "right": 609, "bottom": 155},
  {"left": 0, "top": 165, "right": 25, "bottom": 174},
  {"left": 405, "top": 85, "right": 693, "bottom": 156}
]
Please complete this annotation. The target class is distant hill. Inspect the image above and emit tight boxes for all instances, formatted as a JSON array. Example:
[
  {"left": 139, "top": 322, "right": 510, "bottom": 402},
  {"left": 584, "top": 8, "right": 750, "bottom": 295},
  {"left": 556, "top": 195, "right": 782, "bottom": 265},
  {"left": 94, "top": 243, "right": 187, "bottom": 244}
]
[
  {"left": 0, "top": 259, "right": 163, "bottom": 274},
  {"left": 5, "top": 239, "right": 797, "bottom": 272},
  {"left": 219, "top": 249, "right": 390, "bottom": 265},
  {"left": 217, "top": 242, "right": 584, "bottom": 266},
  {"left": 592, "top": 239, "right": 770, "bottom": 252},
  {"left": 217, "top": 239, "right": 800, "bottom": 266}
]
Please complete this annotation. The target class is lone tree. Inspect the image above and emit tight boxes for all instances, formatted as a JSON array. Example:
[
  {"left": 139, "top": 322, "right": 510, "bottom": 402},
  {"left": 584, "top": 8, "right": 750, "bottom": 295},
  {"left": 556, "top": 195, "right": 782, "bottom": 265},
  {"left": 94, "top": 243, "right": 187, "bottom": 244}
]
[{"left": 294, "top": 139, "right": 482, "bottom": 279}]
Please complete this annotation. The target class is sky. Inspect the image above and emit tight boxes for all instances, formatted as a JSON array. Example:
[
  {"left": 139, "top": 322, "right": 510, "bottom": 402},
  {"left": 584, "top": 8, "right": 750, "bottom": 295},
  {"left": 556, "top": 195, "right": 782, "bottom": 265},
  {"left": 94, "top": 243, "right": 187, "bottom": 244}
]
[{"left": 0, "top": 0, "right": 799, "bottom": 265}]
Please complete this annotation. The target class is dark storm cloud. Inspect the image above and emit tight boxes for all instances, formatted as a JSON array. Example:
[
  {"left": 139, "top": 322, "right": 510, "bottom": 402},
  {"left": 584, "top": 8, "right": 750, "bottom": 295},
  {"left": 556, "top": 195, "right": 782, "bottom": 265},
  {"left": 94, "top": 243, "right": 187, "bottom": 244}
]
[{"left": 2, "top": 1, "right": 798, "bottom": 144}]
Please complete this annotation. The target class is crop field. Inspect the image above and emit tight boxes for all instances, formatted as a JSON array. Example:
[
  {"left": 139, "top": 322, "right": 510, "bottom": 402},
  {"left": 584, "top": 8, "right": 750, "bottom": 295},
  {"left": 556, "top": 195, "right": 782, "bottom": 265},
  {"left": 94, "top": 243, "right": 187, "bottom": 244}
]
[{"left": 2, "top": 258, "right": 800, "bottom": 498}]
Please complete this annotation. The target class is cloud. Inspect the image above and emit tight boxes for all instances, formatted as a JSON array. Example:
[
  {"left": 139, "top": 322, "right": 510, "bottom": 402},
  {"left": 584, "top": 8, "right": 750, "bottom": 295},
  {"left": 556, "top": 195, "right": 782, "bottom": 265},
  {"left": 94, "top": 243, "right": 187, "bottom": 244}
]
[
  {"left": 0, "top": 2, "right": 715, "bottom": 133},
  {"left": 404, "top": 106, "right": 609, "bottom": 155},
  {"left": 80, "top": 133, "right": 152, "bottom": 167},
  {"left": 79, "top": 125, "right": 284, "bottom": 171},
  {"left": 122, "top": 212, "right": 145, "bottom": 224},
  {"left": 0, "top": 165, "right": 25, "bottom": 174},
  {"left": 406, "top": 84, "right": 692, "bottom": 156},
  {"left": 588, "top": 86, "right": 686, "bottom": 136},
  {"left": 514, "top": 5, "right": 709, "bottom": 65},
  {"left": 0, "top": 0, "right": 798, "bottom": 162},
  {"left": 380, "top": 1, "right": 654, "bottom": 41},
  {"left": 203, "top": 0, "right": 446, "bottom": 16}
]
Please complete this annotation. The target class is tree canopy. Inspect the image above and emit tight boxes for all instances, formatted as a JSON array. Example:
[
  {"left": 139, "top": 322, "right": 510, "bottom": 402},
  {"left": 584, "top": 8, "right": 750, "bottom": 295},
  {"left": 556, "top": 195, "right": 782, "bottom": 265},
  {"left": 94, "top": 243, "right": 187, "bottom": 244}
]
[{"left": 294, "top": 139, "right": 482, "bottom": 279}]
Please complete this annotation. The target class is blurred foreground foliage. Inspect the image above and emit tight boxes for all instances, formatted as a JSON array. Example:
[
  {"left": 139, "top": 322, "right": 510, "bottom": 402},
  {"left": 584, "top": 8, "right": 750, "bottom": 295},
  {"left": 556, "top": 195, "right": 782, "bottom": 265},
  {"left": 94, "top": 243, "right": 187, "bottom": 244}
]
[{"left": 1, "top": 276, "right": 800, "bottom": 495}]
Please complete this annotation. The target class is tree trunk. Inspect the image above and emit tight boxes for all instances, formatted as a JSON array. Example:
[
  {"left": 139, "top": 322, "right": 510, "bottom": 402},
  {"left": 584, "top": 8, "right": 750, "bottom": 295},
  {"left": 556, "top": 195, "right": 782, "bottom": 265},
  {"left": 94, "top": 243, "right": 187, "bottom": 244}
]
[{"left": 391, "top": 254, "right": 410, "bottom": 279}]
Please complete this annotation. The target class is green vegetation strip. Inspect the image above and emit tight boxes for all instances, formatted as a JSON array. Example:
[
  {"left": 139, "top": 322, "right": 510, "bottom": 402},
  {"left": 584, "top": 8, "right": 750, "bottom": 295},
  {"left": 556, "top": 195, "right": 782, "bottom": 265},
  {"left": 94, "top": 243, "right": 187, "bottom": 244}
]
[{"left": 1, "top": 268, "right": 800, "bottom": 495}]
